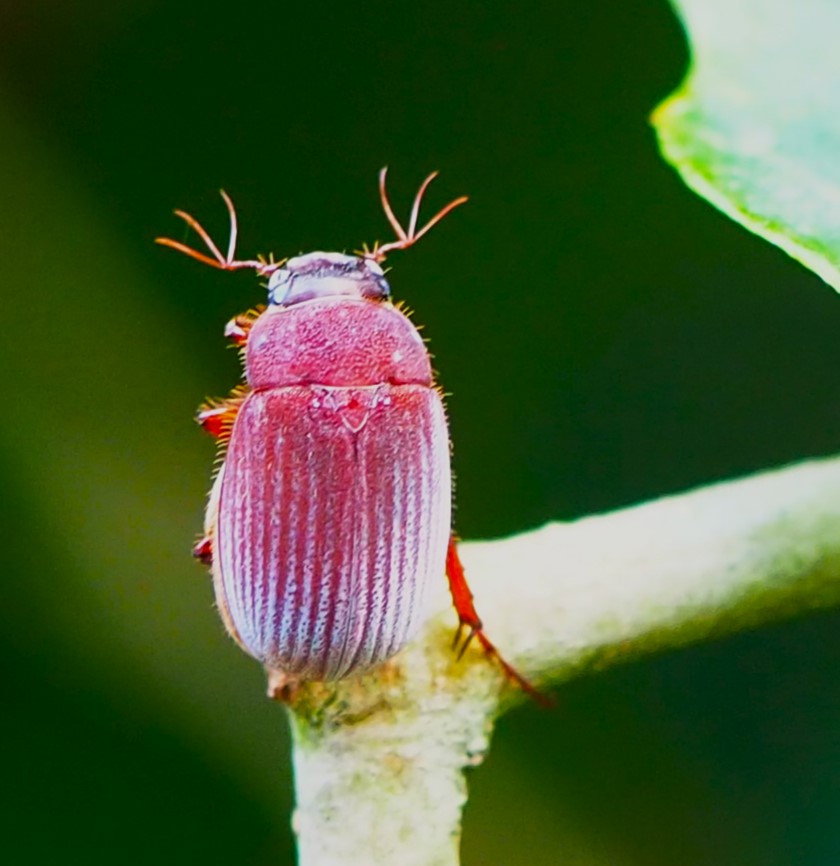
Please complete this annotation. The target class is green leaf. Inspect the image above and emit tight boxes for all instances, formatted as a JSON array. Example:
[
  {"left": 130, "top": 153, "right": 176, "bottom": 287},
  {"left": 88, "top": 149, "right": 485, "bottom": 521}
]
[{"left": 653, "top": 0, "right": 840, "bottom": 291}]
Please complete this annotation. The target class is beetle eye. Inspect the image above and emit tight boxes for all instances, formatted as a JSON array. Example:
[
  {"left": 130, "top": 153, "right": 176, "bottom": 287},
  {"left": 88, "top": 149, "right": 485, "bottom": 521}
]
[{"left": 267, "top": 269, "right": 292, "bottom": 305}]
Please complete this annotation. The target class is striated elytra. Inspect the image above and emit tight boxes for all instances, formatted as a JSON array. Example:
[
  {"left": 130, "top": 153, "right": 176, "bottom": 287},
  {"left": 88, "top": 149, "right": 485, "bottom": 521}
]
[{"left": 216, "top": 252, "right": 451, "bottom": 679}]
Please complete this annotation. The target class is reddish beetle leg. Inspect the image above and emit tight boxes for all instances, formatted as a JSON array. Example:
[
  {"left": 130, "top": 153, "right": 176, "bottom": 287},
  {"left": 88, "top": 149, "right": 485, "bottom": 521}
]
[
  {"left": 446, "top": 538, "right": 550, "bottom": 705},
  {"left": 192, "top": 386, "right": 249, "bottom": 565},
  {"left": 197, "top": 387, "right": 248, "bottom": 441},
  {"left": 193, "top": 536, "right": 214, "bottom": 566},
  {"left": 224, "top": 308, "right": 264, "bottom": 347}
]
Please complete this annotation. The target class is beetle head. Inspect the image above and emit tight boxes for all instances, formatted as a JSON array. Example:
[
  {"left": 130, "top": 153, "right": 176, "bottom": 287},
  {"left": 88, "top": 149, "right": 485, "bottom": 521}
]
[{"left": 267, "top": 252, "right": 390, "bottom": 306}]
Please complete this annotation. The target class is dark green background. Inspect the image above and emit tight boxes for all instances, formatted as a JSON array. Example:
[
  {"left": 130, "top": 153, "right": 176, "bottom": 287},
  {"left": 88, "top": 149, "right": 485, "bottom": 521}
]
[{"left": 2, "top": 1, "right": 839, "bottom": 864}]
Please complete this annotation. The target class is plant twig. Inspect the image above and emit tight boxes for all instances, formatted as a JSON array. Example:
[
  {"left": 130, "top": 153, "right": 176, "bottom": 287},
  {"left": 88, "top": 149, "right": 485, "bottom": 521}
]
[{"left": 285, "top": 455, "right": 840, "bottom": 866}]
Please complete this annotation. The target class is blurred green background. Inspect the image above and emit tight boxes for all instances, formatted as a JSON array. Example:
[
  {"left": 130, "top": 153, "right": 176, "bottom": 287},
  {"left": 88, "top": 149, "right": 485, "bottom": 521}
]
[{"left": 2, "top": 1, "right": 840, "bottom": 864}]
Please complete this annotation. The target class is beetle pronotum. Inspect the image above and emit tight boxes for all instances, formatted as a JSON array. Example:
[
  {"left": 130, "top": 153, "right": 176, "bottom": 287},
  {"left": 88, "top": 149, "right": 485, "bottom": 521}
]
[{"left": 158, "top": 170, "right": 540, "bottom": 699}]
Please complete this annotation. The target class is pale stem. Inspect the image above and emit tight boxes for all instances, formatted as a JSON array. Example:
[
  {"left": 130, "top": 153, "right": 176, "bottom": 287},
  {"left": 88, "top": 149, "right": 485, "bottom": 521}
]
[{"left": 285, "top": 455, "right": 840, "bottom": 866}]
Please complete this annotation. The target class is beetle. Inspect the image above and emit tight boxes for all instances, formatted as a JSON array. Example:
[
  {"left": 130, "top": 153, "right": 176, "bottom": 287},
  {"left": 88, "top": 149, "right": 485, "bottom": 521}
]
[{"left": 157, "top": 170, "right": 538, "bottom": 697}]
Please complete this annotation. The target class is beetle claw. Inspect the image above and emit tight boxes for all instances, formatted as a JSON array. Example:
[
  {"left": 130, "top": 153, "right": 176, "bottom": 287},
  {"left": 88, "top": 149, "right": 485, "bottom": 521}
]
[
  {"left": 455, "top": 626, "right": 479, "bottom": 661},
  {"left": 446, "top": 536, "right": 550, "bottom": 705}
]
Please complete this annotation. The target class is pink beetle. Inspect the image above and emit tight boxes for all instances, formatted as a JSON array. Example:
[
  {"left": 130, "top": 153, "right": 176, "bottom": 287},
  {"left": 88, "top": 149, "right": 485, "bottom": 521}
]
[{"left": 158, "top": 171, "right": 538, "bottom": 696}]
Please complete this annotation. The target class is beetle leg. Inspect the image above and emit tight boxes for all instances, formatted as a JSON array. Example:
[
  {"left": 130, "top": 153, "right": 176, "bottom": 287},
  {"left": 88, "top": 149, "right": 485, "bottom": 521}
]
[
  {"left": 197, "top": 385, "right": 249, "bottom": 443},
  {"left": 192, "top": 389, "right": 249, "bottom": 568},
  {"left": 446, "top": 537, "right": 550, "bottom": 706},
  {"left": 445, "top": 537, "right": 484, "bottom": 654},
  {"left": 197, "top": 402, "right": 240, "bottom": 440},
  {"left": 224, "top": 305, "right": 266, "bottom": 347},
  {"left": 192, "top": 534, "right": 213, "bottom": 565},
  {"left": 193, "top": 459, "right": 226, "bottom": 568}
]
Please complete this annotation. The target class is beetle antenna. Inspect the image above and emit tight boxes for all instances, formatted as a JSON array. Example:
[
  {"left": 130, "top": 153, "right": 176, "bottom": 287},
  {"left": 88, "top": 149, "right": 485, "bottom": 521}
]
[
  {"left": 156, "top": 191, "right": 284, "bottom": 276},
  {"left": 368, "top": 167, "right": 468, "bottom": 262}
]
